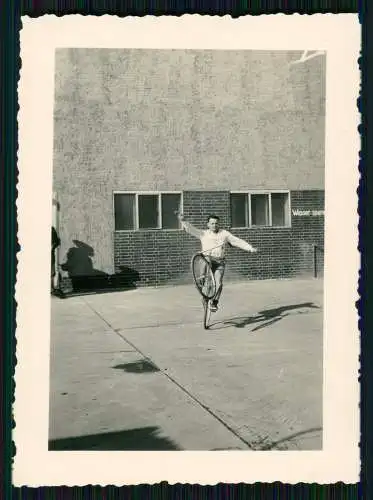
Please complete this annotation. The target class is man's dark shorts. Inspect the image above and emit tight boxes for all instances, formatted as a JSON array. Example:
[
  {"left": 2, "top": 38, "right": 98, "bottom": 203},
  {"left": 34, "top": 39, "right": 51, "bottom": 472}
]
[{"left": 208, "top": 257, "right": 226, "bottom": 275}]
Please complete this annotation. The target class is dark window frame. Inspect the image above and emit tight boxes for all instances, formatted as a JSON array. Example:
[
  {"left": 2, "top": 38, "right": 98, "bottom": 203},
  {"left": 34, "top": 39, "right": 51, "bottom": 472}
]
[
  {"left": 114, "top": 191, "right": 183, "bottom": 231},
  {"left": 230, "top": 191, "right": 291, "bottom": 228}
]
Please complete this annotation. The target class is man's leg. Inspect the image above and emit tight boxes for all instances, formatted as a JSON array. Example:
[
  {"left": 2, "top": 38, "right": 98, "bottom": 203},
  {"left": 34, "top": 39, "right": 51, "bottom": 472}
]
[
  {"left": 214, "top": 268, "right": 224, "bottom": 301},
  {"left": 199, "top": 260, "right": 209, "bottom": 292},
  {"left": 210, "top": 264, "right": 225, "bottom": 311}
]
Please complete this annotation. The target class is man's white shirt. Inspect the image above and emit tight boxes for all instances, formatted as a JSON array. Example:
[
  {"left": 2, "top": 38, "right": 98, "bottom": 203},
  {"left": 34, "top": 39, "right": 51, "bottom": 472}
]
[{"left": 181, "top": 221, "right": 254, "bottom": 259}]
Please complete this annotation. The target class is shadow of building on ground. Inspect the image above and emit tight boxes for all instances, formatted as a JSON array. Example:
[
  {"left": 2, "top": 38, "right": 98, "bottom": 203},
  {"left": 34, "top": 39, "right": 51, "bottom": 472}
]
[
  {"left": 49, "top": 426, "right": 181, "bottom": 451},
  {"left": 59, "top": 240, "right": 140, "bottom": 296}
]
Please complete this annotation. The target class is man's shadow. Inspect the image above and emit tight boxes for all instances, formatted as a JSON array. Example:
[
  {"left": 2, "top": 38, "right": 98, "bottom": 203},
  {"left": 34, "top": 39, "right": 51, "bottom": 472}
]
[
  {"left": 61, "top": 240, "right": 140, "bottom": 294},
  {"left": 211, "top": 302, "right": 320, "bottom": 332}
]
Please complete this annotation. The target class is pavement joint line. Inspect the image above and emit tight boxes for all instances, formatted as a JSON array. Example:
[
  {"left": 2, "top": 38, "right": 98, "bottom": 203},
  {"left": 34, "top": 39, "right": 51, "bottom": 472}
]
[
  {"left": 83, "top": 298, "right": 254, "bottom": 450},
  {"left": 110, "top": 319, "right": 204, "bottom": 331}
]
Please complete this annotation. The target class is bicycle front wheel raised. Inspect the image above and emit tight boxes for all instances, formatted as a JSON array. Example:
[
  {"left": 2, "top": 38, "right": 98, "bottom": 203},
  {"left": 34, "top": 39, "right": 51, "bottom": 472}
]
[{"left": 191, "top": 253, "right": 216, "bottom": 300}]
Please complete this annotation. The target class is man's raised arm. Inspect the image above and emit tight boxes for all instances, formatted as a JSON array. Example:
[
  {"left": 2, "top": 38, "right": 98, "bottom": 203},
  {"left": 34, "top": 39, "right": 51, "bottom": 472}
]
[{"left": 177, "top": 213, "right": 203, "bottom": 239}]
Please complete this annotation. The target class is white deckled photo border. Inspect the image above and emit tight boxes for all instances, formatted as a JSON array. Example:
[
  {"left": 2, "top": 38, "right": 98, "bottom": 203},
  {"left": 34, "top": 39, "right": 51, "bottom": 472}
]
[{"left": 14, "top": 14, "right": 360, "bottom": 486}]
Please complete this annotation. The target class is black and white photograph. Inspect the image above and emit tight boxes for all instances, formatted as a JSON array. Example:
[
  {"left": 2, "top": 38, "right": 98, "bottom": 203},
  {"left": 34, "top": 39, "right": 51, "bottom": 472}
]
[
  {"left": 49, "top": 46, "right": 325, "bottom": 452},
  {"left": 14, "top": 15, "right": 359, "bottom": 485}
]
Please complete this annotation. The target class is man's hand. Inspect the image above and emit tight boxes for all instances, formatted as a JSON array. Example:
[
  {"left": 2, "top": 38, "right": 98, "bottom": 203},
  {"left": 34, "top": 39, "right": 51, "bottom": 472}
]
[
  {"left": 176, "top": 211, "right": 185, "bottom": 222},
  {"left": 250, "top": 247, "right": 258, "bottom": 253}
]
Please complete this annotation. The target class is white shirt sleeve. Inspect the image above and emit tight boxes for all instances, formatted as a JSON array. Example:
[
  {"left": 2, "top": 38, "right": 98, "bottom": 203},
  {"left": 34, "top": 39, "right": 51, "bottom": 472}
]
[
  {"left": 225, "top": 231, "right": 255, "bottom": 252},
  {"left": 181, "top": 221, "right": 203, "bottom": 239}
]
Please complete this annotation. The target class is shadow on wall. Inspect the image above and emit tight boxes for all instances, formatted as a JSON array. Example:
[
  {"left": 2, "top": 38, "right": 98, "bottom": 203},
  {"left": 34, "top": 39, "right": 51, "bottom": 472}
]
[
  {"left": 49, "top": 426, "right": 181, "bottom": 451},
  {"left": 60, "top": 240, "right": 140, "bottom": 294}
]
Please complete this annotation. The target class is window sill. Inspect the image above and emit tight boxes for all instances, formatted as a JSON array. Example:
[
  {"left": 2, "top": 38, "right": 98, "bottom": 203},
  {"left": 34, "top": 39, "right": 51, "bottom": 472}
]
[
  {"left": 230, "top": 225, "right": 292, "bottom": 230},
  {"left": 114, "top": 228, "right": 184, "bottom": 233}
]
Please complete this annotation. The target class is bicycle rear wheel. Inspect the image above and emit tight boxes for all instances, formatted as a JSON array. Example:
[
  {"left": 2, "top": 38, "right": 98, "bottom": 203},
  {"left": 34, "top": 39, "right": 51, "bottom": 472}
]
[{"left": 191, "top": 253, "right": 216, "bottom": 300}]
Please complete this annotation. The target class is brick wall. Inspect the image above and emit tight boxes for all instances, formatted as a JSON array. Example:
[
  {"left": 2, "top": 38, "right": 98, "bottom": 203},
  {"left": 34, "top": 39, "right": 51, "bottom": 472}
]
[
  {"left": 290, "top": 190, "right": 325, "bottom": 276},
  {"left": 182, "top": 191, "right": 231, "bottom": 228},
  {"left": 113, "top": 191, "right": 231, "bottom": 287},
  {"left": 113, "top": 189, "right": 324, "bottom": 287}
]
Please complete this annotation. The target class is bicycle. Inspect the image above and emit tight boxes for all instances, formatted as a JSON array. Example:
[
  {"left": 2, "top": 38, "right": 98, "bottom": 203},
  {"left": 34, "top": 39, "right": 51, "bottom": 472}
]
[
  {"left": 191, "top": 251, "right": 218, "bottom": 330},
  {"left": 177, "top": 211, "right": 258, "bottom": 329}
]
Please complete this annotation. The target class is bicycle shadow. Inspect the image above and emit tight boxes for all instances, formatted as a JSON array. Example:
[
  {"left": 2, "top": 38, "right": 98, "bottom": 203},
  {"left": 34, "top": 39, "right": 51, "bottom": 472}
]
[{"left": 209, "top": 302, "right": 320, "bottom": 332}]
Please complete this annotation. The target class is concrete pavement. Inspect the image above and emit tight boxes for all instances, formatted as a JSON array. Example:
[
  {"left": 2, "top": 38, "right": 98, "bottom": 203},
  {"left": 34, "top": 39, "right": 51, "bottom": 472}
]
[{"left": 48, "top": 278, "right": 323, "bottom": 451}]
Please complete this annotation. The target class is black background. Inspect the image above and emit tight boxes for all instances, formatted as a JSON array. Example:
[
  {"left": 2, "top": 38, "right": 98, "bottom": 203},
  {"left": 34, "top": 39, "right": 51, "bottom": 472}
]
[{"left": 1, "top": 1, "right": 368, "bottom": 499}]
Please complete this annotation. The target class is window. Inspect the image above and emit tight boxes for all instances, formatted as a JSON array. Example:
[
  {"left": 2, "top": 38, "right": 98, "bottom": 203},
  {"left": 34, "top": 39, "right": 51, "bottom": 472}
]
[
  {"left": 114, "top": 192, "right": 182, "bottom": 230},
  {"left": 138, "top": 195, "right": 158, "bottom": 229},
  {"left": 271, "top": 192, "right": 290, "bottom": 227},
  {"left": 251, "top": 194, "right": 270, "bottom": 226},
  {"left": 161, "top": 193, "right": 182, "bottom": 229},
  {"left": 230, "top": 191, "right": 290, "bottom": 228},
  {"left": 231, "top": 193, "right": 249, "bottom": 228},
  {"left": 114, "top": 193, "right": 136, "bottom": 230}
]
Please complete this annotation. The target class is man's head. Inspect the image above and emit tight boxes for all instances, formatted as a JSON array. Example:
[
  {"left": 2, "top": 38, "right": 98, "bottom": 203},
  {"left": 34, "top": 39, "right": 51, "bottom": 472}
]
[{"left": 207, "top": 215, "right": 220, "bottom": 233}]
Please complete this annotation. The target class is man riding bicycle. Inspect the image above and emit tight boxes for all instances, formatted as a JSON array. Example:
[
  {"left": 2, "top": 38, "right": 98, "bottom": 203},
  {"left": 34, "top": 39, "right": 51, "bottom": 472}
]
[{"left": 178, "top": 213, "right": 257, "bottom": 311}]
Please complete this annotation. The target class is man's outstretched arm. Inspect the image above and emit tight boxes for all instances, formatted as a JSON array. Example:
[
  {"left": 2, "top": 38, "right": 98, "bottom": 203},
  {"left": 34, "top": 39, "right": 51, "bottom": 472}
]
[
  {"left": 177, "top": 213, "right": 203, "bottom": 239},
  {"left": 226, "top": 232, "right": 257, "bottom": 253}
]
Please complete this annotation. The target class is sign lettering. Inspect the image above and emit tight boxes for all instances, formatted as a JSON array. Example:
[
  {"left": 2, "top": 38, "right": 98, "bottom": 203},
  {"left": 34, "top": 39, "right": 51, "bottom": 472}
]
[{"left": 292, "top": 209, "right": 324, "bottom": 217}]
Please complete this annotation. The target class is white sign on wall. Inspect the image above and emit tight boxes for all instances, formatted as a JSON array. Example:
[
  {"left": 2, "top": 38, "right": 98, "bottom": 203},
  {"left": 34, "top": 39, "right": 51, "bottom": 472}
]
[{"left": 292, "top": 209, "right": 325, "bottom": 217}]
